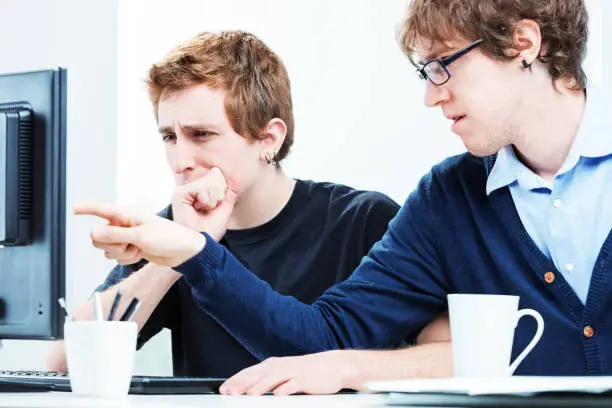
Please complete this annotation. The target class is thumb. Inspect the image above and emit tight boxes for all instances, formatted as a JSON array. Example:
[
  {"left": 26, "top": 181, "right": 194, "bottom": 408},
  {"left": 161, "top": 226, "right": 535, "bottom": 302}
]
[
  {"left": 91, "top": 225, "right": 139, "bottom": 245},
  {"left": 212, "top": 180, "right": 237, "bottom": 221},
  {"left": 222, "top": 177, "right": 239, "bottom": 208},
  {"left": 216, "top": 188, "right": 237, "bottom": 215}
]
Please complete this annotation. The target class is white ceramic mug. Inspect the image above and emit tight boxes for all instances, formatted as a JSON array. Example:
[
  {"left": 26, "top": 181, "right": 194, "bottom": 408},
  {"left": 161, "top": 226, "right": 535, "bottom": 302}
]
[
  {"left": 448, "top": 294, "right": 544, "bottom": 377},
  {"left": 64, "top": 320, "right": 137, "bottom": 397}
]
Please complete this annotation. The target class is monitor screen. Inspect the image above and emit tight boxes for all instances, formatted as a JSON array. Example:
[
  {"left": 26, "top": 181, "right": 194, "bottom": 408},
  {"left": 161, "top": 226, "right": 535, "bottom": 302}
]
[{"left": 0, "top": 68, "right": 67, "bottom": 340}]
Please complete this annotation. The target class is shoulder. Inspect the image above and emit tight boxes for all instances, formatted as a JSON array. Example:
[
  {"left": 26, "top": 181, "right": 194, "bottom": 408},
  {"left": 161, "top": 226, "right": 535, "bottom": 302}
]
[
  {"left": 390, "top": 153, "right": 489, "bottom": 224},
  {"left": 431, "top": 152, "right": 489, "bottom": 181},
  {"left": 415, "top": 152, "right": 490, "bottom": 201},
  {"left": 299, "top": 179, "right": 399, "bottom": 216}
]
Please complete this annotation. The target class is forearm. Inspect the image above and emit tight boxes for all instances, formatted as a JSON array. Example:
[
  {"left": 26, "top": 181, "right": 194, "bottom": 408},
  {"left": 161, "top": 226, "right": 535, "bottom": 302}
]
[
  {"left": 72, "top": 263, "right": 180, "bottom": 330},
  {"left": 177, "top": 238, "right": 335, "bottom": 358},
  {"left": 344, "top": 342, "right": 453, "bottom": 390},
  {"left": 175, "top": 235, "right": 445, "bottom": 359}
]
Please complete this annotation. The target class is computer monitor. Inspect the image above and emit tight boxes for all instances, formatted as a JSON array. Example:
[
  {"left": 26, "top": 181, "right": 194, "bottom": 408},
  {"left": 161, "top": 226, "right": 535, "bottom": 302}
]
[{"left": 0, "top": 68, "right": 67, "bottom": 340}]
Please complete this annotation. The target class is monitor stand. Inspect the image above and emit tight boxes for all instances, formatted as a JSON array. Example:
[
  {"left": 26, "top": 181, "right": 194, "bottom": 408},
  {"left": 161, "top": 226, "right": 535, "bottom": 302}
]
[{"left": 0, "top": 340, "right": 53, "bottom": 393}]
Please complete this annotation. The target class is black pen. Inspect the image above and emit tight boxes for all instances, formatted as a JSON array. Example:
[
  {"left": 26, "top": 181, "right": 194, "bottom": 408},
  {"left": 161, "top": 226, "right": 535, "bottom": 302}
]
[
  {"left": 107, "top": 289, "right": 123, "bottom": 321},
  {"left": 119, "top": 297, "right": 141, "bottom": 322}
]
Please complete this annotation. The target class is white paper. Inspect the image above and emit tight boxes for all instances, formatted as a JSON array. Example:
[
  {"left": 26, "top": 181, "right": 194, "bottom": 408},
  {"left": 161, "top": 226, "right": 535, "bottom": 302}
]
[{"left": 365, "top": 376, "right": 612, "bottom": 396}]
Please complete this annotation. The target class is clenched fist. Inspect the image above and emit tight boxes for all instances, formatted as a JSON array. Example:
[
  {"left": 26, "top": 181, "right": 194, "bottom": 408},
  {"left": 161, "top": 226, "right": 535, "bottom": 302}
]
[{"left": 172, "top": 167, "right": 237, "bottom": 241}]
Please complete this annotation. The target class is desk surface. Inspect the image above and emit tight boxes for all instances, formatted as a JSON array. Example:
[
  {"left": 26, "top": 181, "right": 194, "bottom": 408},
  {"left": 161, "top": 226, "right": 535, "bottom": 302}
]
[{"left": 0, "top": 392, "right": 387, "bottom": 408}]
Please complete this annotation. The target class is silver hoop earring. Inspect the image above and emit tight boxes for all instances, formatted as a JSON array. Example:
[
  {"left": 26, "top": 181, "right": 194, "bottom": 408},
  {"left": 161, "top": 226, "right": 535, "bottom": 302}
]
[{"left": 264, "top": 152, "right": 276, "bottom": 165}]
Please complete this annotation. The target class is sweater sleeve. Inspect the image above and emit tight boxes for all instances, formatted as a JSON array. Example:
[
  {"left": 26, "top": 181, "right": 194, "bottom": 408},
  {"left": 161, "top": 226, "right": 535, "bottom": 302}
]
[{"left": 174, "top": 172, "right": 450, "bottom": 359}]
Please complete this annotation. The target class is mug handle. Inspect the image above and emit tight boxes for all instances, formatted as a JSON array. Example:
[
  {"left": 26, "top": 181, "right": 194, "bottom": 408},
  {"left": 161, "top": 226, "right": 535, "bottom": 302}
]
[{"left": 508, "top": 308, "right": 544, "bottom": 375}]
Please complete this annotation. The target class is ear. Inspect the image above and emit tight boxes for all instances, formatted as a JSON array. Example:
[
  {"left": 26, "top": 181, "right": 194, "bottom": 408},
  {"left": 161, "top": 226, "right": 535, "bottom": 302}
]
[
  {"left": 511, "top": 19, "right": 542, "bottom": 65},
  {"left": 257, "top": 118, "right": 287, "bottom": 160}
]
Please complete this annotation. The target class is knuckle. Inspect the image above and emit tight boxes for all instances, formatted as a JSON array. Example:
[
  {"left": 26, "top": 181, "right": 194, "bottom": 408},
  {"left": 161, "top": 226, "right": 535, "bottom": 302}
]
[{"left": 125, "top": 244, "right": 137, "bottom": 256}]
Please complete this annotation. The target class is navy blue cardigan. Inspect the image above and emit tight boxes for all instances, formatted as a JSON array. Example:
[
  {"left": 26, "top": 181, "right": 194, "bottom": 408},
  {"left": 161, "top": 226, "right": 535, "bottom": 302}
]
[{"left": 176, "top": 153, "right": 612, "bottom": 375}]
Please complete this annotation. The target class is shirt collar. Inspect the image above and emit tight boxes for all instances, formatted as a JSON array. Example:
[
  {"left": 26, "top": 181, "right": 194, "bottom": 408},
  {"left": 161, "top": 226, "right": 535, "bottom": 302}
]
[
  {"left": 486, "top": 145, "right": 552, "bottom": 195},
  {"left": 486, "top": 86, "right": 612, "bottom": 195},
  {"left": 486, "top": 146, "right": 518, "bottom": 195}
]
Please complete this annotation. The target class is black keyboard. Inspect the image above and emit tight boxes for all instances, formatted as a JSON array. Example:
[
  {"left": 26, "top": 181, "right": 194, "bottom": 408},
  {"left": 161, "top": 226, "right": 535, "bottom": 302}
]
[{"left": 0, "top": 370, "right": 225, "bottom": 394}]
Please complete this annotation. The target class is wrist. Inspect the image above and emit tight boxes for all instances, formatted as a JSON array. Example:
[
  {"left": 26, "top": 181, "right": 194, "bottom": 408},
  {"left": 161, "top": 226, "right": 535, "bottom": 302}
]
[
  {"left": 335, "top": 350, "right": 366, "bottom": 390},
  {"left": 191, "top": 230, "right": 207, "bottom": 253},
  {"left": 149, "top": 262, "right": 182, "bottom": 283},
  {"left": 175, "top": 230, "right": 206, "bottom": 267},
  {"left": 137, "top": 263, "right": 182, "bottom": 288},
  {"left": 170, "top": 203, "right": 191, "bottom": 229}
]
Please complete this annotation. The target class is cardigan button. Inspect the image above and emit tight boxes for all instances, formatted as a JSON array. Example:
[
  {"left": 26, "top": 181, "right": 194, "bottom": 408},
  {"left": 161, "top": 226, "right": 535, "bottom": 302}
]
[
  {"left": 544, "top": 271, "right": 555, "bottom": 284},
  {"left": 584, "top": 326, "right": 594, "bottom": 338}
]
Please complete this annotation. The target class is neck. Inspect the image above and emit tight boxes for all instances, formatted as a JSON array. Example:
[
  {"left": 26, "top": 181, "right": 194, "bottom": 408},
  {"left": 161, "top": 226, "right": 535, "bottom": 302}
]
[
  {"left": 228, "top": 168, "right": 296, "bottom": 230},
  {"left": 512, "top": 82, "right": 586, "bottom": 181}
]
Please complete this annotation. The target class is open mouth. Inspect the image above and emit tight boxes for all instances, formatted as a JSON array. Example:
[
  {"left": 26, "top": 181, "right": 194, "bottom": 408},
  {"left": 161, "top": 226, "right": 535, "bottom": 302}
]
[
  {"left": 450, "top": 115, "right": 466, "bottom": 124},
  {"left": 449, "top": 115, "right": 467, "bottom": 132}
]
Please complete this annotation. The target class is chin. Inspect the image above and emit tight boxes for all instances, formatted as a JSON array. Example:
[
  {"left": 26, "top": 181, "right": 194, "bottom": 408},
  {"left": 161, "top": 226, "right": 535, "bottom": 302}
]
[{"left": 465, "top": 143, "right": 501, "bottom": 158}]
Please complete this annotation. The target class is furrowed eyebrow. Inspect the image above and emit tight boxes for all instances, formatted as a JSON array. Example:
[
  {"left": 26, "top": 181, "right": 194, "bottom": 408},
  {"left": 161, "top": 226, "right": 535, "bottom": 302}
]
[
  {"left": 158, "top": 122, "right": 217, "bottom": 134},
  {"left": 418, "top": 53, "right": 437, "bottom": 65},
  {"left": 180, "top": 124, "right": 216, "bottom": 132},
  {"left": 418, "top": 45, "right": 454, "bottom": 65}
]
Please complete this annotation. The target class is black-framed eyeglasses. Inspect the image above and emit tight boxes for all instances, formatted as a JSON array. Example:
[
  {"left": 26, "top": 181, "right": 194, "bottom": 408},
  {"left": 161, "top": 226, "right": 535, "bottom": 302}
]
[{"left": 416, "top": 39, "right": 484, "bottom": 86}]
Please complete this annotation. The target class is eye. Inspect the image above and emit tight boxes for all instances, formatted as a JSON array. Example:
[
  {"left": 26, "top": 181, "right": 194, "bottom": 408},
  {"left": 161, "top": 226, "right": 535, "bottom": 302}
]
[
  {"left": 194, "top": 130, "right": 215, "bottom": 138},
  {"left": 429, "top": 64, "right": 446, "bottom": 76},
  {"left": 161, "top": 133, "right": 176, "bottom": 142}
]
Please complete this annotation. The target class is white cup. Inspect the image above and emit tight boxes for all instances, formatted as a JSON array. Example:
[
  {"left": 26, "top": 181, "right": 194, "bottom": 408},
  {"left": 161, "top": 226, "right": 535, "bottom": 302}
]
[
  {"left": 64, "top": 320, "right": 137, "bottom": 397},
  {"left": 448, "top": 294, "right": 544, "bottom": 377}
]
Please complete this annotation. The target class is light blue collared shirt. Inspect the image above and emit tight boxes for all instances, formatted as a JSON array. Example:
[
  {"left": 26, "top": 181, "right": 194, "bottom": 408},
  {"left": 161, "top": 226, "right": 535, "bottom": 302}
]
[{"left": 486, "top": 88, "right": 612, "bottom": 304}]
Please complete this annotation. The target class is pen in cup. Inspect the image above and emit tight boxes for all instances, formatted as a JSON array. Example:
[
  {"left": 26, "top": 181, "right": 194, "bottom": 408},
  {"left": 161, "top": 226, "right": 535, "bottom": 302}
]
[
  {"left": 107, "top": 289, "right": 123, "bottom": 321},
  {"left": 58, "top": 298, "right": 73, "bottom": 322},
  {"left": 119, "top": 297, "right": 141, "bottom": 322},
  {"left": 93, "top": 292, "right": 104, "bottom": 322}
]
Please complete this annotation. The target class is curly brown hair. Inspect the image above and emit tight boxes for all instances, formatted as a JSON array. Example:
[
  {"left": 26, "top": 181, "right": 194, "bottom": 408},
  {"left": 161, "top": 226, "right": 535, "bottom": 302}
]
[
  {"left": 147, "top": 31, "right": 294, "bottom": 162},
  {"left": 399, "top": 0, "right": 589, "bottom": 89}
]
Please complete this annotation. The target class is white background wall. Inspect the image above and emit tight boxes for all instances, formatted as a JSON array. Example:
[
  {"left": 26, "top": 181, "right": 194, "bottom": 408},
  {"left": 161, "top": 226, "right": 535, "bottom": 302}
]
[
  {"left": 0, "top": 0, "right": 118, "bottom": 369},
  {"left": 0, "top": 0, "right": 608, "bottom": 374},
  {"left": 605, "top": 0, "right": 612, "bottom": 91}
]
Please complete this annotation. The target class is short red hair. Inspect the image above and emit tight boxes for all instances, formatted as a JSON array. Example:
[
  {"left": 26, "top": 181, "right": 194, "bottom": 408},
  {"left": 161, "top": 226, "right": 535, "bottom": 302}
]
[{"left": 148, "top": 31, "right": 295, "bottom": 161}]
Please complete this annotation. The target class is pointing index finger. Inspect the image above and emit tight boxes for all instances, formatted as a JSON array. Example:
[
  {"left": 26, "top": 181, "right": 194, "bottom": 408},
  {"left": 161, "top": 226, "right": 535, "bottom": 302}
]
[{"left": 73, "top": 202, "right": 140, "bottom": 226}]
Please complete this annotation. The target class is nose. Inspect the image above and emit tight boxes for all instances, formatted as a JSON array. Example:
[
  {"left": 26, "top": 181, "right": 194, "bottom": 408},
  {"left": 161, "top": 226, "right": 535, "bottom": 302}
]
[
  {"left": 424, "top": 80, "right": 451, "bottom": 108},
  {"left": 172, "top": 139, "right": 196, "bottom": 176}
]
